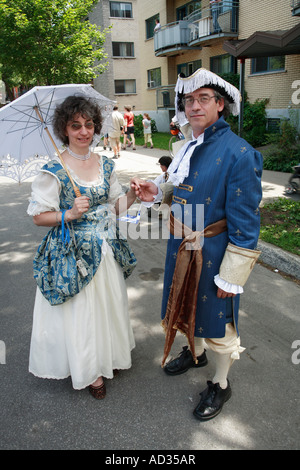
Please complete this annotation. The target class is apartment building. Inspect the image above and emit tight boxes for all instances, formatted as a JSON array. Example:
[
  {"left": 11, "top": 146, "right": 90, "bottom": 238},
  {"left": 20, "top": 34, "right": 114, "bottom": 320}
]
[
  {"left": 89, "top": 0, "right": 141, "bottom": 111},
  {"left": 91, "top": 1, "right": 300, "bottom": 132}
]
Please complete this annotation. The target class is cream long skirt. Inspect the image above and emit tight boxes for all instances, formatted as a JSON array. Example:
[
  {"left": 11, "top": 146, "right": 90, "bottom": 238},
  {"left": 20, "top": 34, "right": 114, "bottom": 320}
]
[{"left": 29, "top": 247, "right": 135, "bottom": 390}]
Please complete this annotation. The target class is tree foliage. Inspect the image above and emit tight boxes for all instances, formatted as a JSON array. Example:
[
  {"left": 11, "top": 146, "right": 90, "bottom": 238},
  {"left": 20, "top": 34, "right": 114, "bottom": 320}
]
[{"left": 0, "top": 0, "right": 109, "bottom": 88}]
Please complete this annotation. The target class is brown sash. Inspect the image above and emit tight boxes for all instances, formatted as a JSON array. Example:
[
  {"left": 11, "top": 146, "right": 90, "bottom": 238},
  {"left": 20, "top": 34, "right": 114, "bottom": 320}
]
[{"left": 161, "top": 213, "right": 227, "bottom": 366}]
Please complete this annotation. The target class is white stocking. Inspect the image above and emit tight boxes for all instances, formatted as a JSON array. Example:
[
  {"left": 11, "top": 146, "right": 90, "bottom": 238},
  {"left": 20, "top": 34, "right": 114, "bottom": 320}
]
[
  {"left": 194, "top": 337, "right": 205, "bottom": 356},
  {"left": 212, "top": 352, "right": 234, "bottom": 389}
]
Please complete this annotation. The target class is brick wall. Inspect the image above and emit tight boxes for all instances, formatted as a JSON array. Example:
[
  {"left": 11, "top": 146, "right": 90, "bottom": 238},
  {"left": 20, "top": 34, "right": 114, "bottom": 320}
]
[{"left": 238, "top": 0, "right": 300, "bottom": 113}]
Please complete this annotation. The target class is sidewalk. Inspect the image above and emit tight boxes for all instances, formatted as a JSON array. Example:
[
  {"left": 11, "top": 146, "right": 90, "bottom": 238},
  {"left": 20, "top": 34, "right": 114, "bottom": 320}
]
[{"left": 0, "top": 145, "right": 299, "bottom": 451}]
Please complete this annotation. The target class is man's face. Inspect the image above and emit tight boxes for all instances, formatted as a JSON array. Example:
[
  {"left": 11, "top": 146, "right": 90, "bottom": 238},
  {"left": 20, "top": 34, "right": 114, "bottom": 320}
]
[{"left": 183, "top": 87, "right": 224, "bottom": 137}]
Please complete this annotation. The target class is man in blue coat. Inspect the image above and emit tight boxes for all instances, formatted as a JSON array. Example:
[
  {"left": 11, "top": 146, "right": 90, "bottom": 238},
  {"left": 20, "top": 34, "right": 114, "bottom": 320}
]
[{"left": 132, "top": 68, "right": 262, "bottom": 421}]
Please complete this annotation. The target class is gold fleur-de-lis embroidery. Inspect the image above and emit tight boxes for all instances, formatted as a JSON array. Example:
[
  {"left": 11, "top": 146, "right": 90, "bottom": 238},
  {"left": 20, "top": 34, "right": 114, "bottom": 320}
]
[
  {"left": 198, "top": 327, "right": 204, "bottom": 334},
  {"left": 194, "top": 171, "right": 199, "bottom": 179},
  {"left": 255, "top": 207, "right": 259, "bottom": 215},
  {"left": 236, "top": 188, "right": 242, "bottom": 196},
  {"left": 241, "top": 147, "right": 246, "bottom": 153},
  {"left": 216, "top": 157, "right": 221, "bottom": 165},
  {"left": 236, "top": 229, "right": 242, "bottom": 236},
  {"left": 205, "top": 197, "right": 212, "bottom": 205},
  {"left": 218, "top": 311, "right": 224, "bottom": 319},
  {"left": 202, "top": 295, "right": 207, "bottom": 302},
  {"left": 206, "top": 260, "right": 212, "bottom": 268},
  {"left": 212, "top": 126, "right": 217, "bottom": 132},
  {"left": 173, "top": 252, "right": 177, "bottom": 259}
]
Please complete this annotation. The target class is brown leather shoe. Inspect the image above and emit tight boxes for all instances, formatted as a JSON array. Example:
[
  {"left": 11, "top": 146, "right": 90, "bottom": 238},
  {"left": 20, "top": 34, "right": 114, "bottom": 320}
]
[{"left": 89, "top": 381, "right": 106, "bottom": 400}]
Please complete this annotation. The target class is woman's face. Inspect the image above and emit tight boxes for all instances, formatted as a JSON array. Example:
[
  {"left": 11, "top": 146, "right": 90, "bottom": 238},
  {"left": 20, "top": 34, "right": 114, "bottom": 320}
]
[{"left": 65, "top": 113, "right": 95, "bottom": 149}]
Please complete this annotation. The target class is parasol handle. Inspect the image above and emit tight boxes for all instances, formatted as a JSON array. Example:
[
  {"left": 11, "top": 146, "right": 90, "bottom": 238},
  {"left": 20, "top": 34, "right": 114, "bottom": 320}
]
[{"left": 33, "top": 106, "right": 81, "bottom": 197}]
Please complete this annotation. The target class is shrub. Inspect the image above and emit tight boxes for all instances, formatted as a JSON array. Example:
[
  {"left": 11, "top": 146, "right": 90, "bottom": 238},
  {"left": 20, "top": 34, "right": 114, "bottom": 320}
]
[
  {"left": 263, "top": 117, "right": 300, "bottom": 172},
  {"left": 222, "top": 72, "right": 269, "bottom": 147},
  {"left": 242, "top": 98, "right": 269, "bottom": 147}
]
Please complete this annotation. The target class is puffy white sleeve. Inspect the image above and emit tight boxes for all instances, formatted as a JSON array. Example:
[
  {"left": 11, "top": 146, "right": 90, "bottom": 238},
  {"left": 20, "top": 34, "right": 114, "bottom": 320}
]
[
  {"left": 108, "top": 167, "right": 124, "bottom": 206},
  {"left": 27, "top": 171, "right": 61, "bottom": 216}
]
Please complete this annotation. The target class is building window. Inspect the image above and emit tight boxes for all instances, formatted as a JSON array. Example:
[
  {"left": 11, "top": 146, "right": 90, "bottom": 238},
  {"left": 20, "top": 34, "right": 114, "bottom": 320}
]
[
  {"left": 177, "top": 60, "right": 202, "bottom": 77},
  {"left": 267, "top": 118, "right": 281, "bottom": 134},
  {"left": 110, "top": 2, "right": 133, "bottom": 18},
  {"left": 210, "top": 54, "right": 236, "bottom": 74},
  {"left": 147, "top": 68, "right": 161, "bottom": 88},
  {"left": 251, "top": 56, "right": 285, "bottom": 74},
  {"left": 146, "top": 14, "right": 159, "bottom": 40},
  {"left": 115, "top": 79, "right": 136, "bottom": 94},
  {"left": 112, "top": 42, "right": 134, "bottom": 57}
]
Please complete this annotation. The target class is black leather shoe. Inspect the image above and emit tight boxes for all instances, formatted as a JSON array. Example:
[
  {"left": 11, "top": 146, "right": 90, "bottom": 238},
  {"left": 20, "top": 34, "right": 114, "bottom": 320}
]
[
  {"left": 193, "top": 380, "right": 232, "bottom": 421},
  {"left": 164, "top": 346, "right": 208, "bottom": 376}
]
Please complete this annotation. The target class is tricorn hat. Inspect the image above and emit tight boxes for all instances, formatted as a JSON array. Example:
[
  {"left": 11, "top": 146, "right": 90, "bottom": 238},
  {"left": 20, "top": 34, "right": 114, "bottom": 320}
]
[{"left": 175, "top": 68, "right": 241, "bottom": 126}]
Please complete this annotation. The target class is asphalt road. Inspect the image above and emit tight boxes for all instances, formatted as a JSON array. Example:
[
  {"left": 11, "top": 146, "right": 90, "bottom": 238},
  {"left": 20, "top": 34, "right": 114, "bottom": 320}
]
[{"left": 0, "top": 147, "right": 299, "bottom": 451}]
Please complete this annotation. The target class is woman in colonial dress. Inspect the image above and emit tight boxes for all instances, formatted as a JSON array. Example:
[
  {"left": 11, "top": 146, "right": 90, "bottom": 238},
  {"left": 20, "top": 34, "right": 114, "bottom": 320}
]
[{"left": 27, "top": 96, "right": 137, "bottom": 399}]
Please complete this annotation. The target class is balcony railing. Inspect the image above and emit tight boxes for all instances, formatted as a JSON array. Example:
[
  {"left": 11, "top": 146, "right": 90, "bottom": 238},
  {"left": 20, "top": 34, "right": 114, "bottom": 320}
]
[
  {"left": 291, "top": 0, "right": 300, "bottom": 16},
  {"left": 154, "top": 21, "right": 190, "bottom": 54},
  {"left": 154, "top": 1, "right": 239, "bottom": 56}
]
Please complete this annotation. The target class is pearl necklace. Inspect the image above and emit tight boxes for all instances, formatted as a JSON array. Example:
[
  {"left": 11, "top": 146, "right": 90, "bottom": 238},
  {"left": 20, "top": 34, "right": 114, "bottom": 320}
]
[{"left": 67, "top": 146, "right": 91, "bottom": 161}]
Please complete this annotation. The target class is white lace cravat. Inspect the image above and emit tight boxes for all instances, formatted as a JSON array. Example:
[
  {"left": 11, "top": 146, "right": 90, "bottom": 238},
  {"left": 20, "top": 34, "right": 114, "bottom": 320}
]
[{"left": 167, "top": 133, "right": 204, "bottom": 186}]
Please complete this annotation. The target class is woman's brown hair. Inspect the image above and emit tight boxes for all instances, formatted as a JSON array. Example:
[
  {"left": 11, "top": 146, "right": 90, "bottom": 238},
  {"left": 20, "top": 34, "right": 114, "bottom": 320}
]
[{"left": 52, "top": 96, "right": 103, "bottom": 145}]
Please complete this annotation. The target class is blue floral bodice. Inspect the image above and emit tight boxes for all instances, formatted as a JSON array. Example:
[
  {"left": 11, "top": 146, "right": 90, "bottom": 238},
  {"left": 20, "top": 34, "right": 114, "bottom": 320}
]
[{"left": 33, "top": 156, "right": 136, "bottom": 305}]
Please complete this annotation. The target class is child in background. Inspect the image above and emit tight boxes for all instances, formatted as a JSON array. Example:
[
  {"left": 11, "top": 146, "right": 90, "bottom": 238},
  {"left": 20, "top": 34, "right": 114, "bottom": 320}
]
[{"left": 142, "top": 113, "right": 153, "bottom": 149}]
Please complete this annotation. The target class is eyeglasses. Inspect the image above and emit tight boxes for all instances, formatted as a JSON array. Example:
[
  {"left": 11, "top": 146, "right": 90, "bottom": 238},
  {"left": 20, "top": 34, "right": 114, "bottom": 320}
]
[
  {"left": 68, "top": 122, "right": 95, "bottom": 131},
  {"left": 183, "top": 95, "right": 217, "bottom": 107}
]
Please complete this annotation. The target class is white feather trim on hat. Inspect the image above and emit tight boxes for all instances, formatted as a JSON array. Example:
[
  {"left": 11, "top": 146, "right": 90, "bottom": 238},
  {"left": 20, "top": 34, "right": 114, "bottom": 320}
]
[{"left": 175, "top": 68, "right": 241, "bottom": 127}]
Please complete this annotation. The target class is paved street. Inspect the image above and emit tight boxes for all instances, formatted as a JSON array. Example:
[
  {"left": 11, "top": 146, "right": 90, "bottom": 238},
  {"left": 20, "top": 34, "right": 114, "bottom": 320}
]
[{"left": 0, "top": 146, "right": 299, "bottom": 451}]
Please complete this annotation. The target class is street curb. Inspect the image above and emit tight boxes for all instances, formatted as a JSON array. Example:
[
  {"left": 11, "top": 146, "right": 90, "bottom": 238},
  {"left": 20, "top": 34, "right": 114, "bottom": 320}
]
[{"left": 257, "top": 239, "right": 300, "bottom": 280}]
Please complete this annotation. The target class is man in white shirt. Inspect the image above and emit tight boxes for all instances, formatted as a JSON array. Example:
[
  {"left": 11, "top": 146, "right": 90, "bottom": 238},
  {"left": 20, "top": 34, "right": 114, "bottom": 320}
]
[{"left": 108, "top": 106, "right": 125, "bottom": 158}]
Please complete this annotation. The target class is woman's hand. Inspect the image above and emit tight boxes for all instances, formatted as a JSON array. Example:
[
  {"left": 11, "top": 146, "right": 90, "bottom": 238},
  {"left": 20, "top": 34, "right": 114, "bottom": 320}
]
[{"left": 67, "top": 196, "right": 90, "bottom": 221}]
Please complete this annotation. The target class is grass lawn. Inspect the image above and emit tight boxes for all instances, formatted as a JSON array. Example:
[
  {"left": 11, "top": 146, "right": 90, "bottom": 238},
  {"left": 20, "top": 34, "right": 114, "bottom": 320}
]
[
  {"left": 135, "top": 132, "right": 170, "bottom": 151},
  {"left": 260, "top": 198, "right": 300, "bottom": 256}
]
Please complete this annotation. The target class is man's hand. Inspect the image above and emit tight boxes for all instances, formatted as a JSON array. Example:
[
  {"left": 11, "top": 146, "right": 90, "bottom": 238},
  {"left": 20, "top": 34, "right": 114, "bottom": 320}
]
[
  {"left": 130, "top": 178, "right": 158, "bottom": 202},
  {"left": 217, "top": 287, "right": 236, "bottom": 299}
]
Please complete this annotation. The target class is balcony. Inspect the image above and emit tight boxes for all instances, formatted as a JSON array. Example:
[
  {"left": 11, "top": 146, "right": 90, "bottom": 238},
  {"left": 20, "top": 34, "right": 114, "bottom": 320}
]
[
  {"left": 291, "top": 0, "right": 300, "bottom": 16},
  {"left": 154, "top": 1, "right": 239, "bottom": 57},
  {"left": 154, "top": 21, "right": 192, "bottom": 57}
]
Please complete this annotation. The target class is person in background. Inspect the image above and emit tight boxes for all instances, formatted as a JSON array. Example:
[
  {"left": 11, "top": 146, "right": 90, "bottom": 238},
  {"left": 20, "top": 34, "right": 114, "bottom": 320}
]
[
  {"left": 142, "top": 113, "right": 154, "bottom": 149},
  {"left": 109, "top": 105, "right": 125, "bottom": 158},
  {"left": 123, "top": 105, "right": 136, "bottom": 150},
  {"left": 102, "top": 133, "right": 111, "bottom": 151},
  {"left": 210, "top": 0, "right": 222, "bottom": 33},
  {"left": 157, "top": 156, "right": 172, "bottom": 180},
  {"left": 27, "top": 96, "right": 137, "bottom": 400},
  {"left": 154, "top": 18, "right": 161, "bottom": 33},
  {"left": 131, "top": 68, "right": 262, "bottom": 421}
]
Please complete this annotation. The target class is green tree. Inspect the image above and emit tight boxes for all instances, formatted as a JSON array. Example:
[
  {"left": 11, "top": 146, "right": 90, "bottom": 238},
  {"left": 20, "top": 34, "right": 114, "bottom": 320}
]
[{"left": 0, "top": 0, "right": 109, "bottom": 88}]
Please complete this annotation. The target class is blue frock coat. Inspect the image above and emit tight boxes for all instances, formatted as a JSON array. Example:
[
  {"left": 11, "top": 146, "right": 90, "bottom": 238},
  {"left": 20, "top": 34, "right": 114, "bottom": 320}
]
[{"left": 161, "top": 117, "right": 263, "bottom": 338}]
